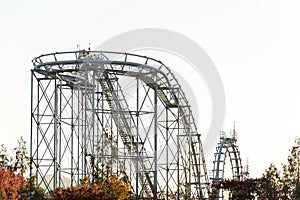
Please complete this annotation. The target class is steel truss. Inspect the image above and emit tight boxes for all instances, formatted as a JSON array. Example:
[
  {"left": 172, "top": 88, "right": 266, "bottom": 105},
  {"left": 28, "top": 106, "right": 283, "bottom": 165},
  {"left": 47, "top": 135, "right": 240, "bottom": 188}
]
[
  {"left": 30, "top": 50, "right": 209, "bottom": 199},
  {"left": 211, "top": 130, "right": 243, "bottom": 199}
]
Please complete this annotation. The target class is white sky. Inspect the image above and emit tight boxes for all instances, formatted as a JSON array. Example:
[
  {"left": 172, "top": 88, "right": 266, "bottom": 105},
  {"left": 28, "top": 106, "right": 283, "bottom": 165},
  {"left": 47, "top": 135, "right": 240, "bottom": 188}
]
[{"left": 0, "top": 0, "right": 299, "bottom": 178}]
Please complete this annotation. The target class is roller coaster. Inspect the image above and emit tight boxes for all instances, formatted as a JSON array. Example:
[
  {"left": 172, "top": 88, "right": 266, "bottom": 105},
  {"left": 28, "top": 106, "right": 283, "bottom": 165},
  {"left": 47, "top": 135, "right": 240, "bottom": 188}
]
[
  {"left": 30, "top": 50, "right": 247, "bottom": 199},
  {"left": 211, "top": 128, "right": 248, "bottom": 199},
  {"left": 30, "top": 50, "right": 210, "bottom": 199}
]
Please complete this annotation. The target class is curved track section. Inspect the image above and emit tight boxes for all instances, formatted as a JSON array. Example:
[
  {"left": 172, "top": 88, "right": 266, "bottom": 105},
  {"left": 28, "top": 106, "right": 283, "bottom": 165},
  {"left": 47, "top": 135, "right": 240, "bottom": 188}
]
[
  {"left": 30, "top": 50, "right": 209, "bottom": 199},
  {"left": 211, "top": 130, "right": 243, "bottom": 199}
]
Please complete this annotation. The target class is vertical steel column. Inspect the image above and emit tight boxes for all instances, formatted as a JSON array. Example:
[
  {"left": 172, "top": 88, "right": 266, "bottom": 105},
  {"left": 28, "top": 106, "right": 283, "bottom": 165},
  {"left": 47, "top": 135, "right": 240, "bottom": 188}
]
[
  {"left": 197, "top": 134, "right": 202, "bottom": 197},
  {"left": 188, "top": 107, "right": 191, "bottom": 199},
  {"left": 115, "top": 80, "right": 120, "bottom": 173},
  {"left": 83, "top": 64, "right": 88, "bottom": 176},
  {"left": 53, "top": 73, "right": 58, "bottom": 190},
  {"left": 71, "top": 87, "right": 74, "bottom": 186},
  {"left": 177, "top": 88, "right": 180, "bottom": 200},
  {"left": 154, "top": 73, "right": 158, "bottom": 199},
  {"left": 96, "top": 74, "right": 100, "bottom": 169},
  {"left": 92, "top": 69, "right": 95, "bottom": 158},
  {"left": 135, "top": 77, "right": 139, "bottom": 199},
  {"left": 110, "top": 108, "right": 113, "bottom": 168},
  {"left": 77, "top": 85, "right": 81, "bottom": 182},
  {"left": 100, "top": 76, "right": 104, "bottom": 172},
  {"left": 166, "top": 107, "right": 169, "bottom": 200},
  {"left": 30, "top": 70, "right": 34, "bottom": 197},
  {"left": 58, "top": 75, "right": 62, "bottom": 187},
  {"left": 35, "top": 74, "right": 40, "bottom": 186},
  {"left": 90, "top": 79, "right": 95, "bottom": 183}
]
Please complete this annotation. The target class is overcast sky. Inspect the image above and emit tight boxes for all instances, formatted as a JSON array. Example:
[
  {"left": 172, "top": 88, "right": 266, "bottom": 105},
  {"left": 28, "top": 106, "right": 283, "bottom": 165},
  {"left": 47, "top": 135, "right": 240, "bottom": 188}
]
[{"left": 0, "top": 0, "right": 299, "bottom": 178}]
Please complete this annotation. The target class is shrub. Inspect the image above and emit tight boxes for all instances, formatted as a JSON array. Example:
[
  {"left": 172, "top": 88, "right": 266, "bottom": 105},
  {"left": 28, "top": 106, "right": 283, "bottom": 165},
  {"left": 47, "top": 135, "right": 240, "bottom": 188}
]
[{"left": 0, "top": 168, "right": 26, "bottom": 200}]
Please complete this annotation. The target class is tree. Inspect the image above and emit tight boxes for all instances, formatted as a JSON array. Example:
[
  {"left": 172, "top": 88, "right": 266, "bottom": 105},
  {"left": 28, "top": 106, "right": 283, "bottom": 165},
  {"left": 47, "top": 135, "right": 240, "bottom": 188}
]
[
  {"left": 11, "top": 137, "right": 30, "bottom": 175},
  {"left": 261, "top": 163, "right": 283, "bottom": 199},
  {"left": 0, "top": 144, "right": 11, "bottom": 170},
  {"left": 0, "top": 137, "right": 46, "bottom": 199},
  {"left": 282, "top": 137, "right": 300, "bottom": 199},
  {"left": 0, "top": 136, "right": 30, "bottom": 174},
  {"left": 213, "top": 178, "right": 260, "bottom": 199},
  {"left": 260, "top": 137, "right": 300, "bottom": 199}
]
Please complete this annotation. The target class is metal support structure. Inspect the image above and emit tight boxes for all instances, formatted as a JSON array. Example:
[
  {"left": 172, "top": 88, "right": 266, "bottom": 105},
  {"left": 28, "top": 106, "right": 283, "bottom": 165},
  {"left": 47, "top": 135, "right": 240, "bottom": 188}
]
[
  {"left": 211, "top": 129, "right": 244, "bottom": 199},
  {"left": 30, "top": 50, "right": 209, "bottom": 199}
]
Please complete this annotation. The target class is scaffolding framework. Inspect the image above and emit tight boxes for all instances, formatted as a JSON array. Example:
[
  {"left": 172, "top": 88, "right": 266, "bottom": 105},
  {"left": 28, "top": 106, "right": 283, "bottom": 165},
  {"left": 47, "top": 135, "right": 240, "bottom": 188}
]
[{"left": 30, "top": 51, "right": 209, "bottom": 199}]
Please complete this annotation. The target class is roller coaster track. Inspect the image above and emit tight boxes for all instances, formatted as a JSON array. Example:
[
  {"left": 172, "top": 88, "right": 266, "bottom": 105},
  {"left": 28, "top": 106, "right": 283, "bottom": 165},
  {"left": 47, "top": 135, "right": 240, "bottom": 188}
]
[
  {"left": 31, "top": 50, "right": 209, "bottom": 199},
  {"left": 211, "top": 130, "right": 243, "bottom": 199}
]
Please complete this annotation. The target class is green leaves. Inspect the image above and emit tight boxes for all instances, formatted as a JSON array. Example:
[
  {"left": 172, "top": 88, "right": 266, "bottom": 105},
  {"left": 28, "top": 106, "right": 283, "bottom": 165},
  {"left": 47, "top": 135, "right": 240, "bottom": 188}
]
[
  {"left": 12, "top": 137, "right": 29, "bottom": 175},
  {"left": 0, "top": 136, "right": 29, "bottom": 175},
  {"left": 0, "top": 144, "right": 11, "bottom": 170},
  {"left": 262, "top": 137, "right": 300, "bottom": 199}
]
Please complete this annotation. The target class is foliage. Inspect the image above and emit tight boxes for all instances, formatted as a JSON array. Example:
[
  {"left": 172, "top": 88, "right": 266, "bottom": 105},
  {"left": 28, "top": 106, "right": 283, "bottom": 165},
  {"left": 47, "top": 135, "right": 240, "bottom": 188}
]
[
  {"left": 0, "top": 137, "right": 32, "bottom": 199},
  {"left": 0, "top": 136, "right": 30, "bottom": 175},
  {"left": 261, "top": 137, "right": 300, "bottom": 200},
  {"left": 89, "top": 157, "right": 131, "bottom": 199},
  {"left": 19, "top": 175, "right": 47, "bottom": 200},
  {"left": 11, "top": 137, "right": 30, "bottom": 175},
  {"left": 0, "top": 168, "right": 26, "bottom": 200},
  {"left": 49, "top": 184, "right": 109, "bottom": 200},
  {"left": 282, "top": 137, "right": 300, "bottom": 199},
  {"left": 98, "top": 174, "right": 131, "bottom": 200},
  {"left": 261, "top": 163, "right": 286, "bottom": 199},
  {"left": 49, "top": 158, "right": 130, "bottom": 200},
  {"left": 93, "top": 125, "right": 124, "bottom": 171},
  {"left": 1, "top": 137, "right": 130, "bottom": 199},
  {"left": 89, "top": 155, "right": 128, "bottom": 183},
  {"left": 0, "top": 137, "right": 46, "bottom": 199},
  {"left": 0, "top": 144, "right": 11, "bottom": 170},
  {"left": 212, "top": 178, "right": 260, "bottom": 199},
  {"left": 213, "top": 177, "right": 290, "bottom": 199},
  {"left": 49, "top": 175, "right": 130, "bottom": 200}
]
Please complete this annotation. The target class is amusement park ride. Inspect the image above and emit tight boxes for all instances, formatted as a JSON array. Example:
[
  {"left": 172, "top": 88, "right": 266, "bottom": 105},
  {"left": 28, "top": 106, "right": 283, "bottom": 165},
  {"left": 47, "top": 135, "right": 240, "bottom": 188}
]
[
  {"left": 30, "top": 50, "right": 248, "bottom": 199},
  {"left": 211, "top": 127, "right": 249, "bottom": 199}
]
